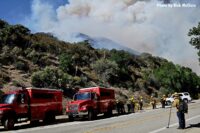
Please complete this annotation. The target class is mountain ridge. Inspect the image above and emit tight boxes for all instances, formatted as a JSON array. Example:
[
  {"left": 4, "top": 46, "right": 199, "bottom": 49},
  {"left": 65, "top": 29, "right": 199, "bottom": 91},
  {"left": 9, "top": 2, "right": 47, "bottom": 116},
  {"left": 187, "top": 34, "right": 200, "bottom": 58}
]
[{"left": 75, "top": 33, "right": 140, "bottom": 55}]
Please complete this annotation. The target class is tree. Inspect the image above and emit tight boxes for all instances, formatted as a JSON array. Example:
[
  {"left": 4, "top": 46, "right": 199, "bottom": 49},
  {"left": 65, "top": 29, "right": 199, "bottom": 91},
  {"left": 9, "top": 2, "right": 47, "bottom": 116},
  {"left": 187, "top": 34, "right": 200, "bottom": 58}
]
[
  {"left": 0, "top": 19, "right": 8, "bottom": 29},
  {"left": 188, "top": 22, "right": 200, "bottom": 63},
  {"left": 92, "top": 59, "right": 118, "bottom": 84},
  {"left": 0, "top": 24, "right": 30, "bottom": 48},
  {"left": 109, "top": 49, "right": 133, "bottom": 68},
  {"left": 153, "top": 62, "right": 200, "bottom": 98},
  {"left": 31, "top": 67, "right": 72, "bottom": 88},
  {"left": 59, "top": 53, "right": 73, "bottom": 73}
]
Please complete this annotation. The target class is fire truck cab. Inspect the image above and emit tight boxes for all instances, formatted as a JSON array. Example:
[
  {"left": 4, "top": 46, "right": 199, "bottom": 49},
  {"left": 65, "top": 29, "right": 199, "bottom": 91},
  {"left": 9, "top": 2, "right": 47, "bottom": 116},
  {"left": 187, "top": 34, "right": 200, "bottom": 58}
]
[
  {"left": 0, "top": 87, "right": 62, "bottom": 130},
  {"left": 66, "top": 87, "right": 115, "bottom": 121}
]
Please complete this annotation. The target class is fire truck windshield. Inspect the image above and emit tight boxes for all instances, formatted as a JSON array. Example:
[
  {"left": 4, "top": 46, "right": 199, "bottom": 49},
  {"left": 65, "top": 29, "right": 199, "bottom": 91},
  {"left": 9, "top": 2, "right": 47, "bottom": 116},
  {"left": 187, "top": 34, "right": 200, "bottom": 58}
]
[
  {"left": 0, "top": 94, "right": 16, "bottom": 104},
  {"left": 74, "top": 92, "right": 91, "bottom": 100}
]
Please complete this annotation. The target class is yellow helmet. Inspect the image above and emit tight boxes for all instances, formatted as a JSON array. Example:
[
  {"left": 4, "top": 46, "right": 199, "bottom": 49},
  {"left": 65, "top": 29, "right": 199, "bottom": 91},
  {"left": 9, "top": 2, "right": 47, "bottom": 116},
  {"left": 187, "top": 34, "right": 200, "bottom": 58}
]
[
  {"left": 131, "top": 97, "right": 134, "bottom": 100},
  {"left": 174, "top": 92, "right": 177, "bottom": 95}
]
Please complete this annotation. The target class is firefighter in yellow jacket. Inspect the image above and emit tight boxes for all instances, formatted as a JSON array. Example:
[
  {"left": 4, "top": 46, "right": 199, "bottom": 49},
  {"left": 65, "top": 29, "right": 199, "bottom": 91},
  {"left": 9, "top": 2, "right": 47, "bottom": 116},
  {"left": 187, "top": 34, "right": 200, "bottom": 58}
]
[
  {"left": 129, "top": 96, "right": 135, "bottom": 113},
  {"left": 172, "top": 93, "right": 186, "bottom": 129},
  {"left": 139, "top": 96, "right": 143, "bottom": 110},
  {"left": 150, "top": 96, "right": 156, "bottom": 109},
  {"left": 161, "top": 95, "right": 166, "bottom": 108}
]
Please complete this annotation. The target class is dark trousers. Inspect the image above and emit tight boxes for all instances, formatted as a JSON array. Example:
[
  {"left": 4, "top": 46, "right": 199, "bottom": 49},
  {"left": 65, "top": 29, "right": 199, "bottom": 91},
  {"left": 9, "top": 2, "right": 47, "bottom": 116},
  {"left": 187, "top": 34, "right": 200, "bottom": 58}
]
[
  {"left": 161, "top": 101, "right": 165, "bottom": 108},
  {"left": 139, "top": 102, "right": 143, "bottom": 110},
  {"left": 177, "top": 111, "right": 185, "bottom": 129},
  {"left": 130, "top": 103, "right": 135, "bottom": 113},
  {"left": 152, "top": 103, "right": 156, "bottom": 109},
  {"left": 117, "top": 103, "right": 125, "bottom": 115},
  {"left": 127, "top": 104, "right": 131, "bottom": 113}
]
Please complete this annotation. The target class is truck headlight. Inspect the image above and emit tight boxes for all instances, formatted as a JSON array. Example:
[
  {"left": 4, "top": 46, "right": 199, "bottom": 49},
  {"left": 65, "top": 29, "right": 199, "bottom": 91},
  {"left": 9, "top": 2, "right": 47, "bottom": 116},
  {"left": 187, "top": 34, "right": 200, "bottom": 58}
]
[
  {"left": 66, "top": 106, "right": 69, "bottom": 112},
  {"left": 80, "top": 106, "right": 87, "bottom": 111},
  {"left": 0, "top": 110, "right": 3, "bottom": 114}
]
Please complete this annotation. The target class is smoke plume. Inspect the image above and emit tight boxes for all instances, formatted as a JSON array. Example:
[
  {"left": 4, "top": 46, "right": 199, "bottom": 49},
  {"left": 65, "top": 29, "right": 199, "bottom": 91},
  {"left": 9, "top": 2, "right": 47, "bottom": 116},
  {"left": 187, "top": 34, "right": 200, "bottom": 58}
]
[{"left": 25, "top": 0, "right": 200, "bottom": 74}]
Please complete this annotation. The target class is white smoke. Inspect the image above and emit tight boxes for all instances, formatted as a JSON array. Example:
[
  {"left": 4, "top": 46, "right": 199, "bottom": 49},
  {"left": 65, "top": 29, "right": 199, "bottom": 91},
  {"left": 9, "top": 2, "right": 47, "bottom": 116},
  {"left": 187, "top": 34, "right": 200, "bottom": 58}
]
[{"left": 25, "top": 0, "right": 200, "bottom": 74}]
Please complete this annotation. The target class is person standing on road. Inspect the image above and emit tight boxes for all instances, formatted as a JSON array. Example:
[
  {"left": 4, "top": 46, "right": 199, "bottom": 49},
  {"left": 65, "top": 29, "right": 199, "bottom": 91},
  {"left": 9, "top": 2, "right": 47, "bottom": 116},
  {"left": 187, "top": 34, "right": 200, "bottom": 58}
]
[
  {"left": 139, "top": 96, "right": 143, "bottom": 110},
  {"left": 150, "top": 96, "right": 156, "bottom": 109},
  {"left": 116, "top": 100, "right": 125, "bottom": 115},
  {"left": 116, "top": 99, "right": 121, "bottom": 115},
  {"left": 172, "top": 93, "right": 186, "bottom": 129},
  {"left": 161, "top": 95, "right": 166, "bottom": 108},
  {"left": 127, "top": 98, "right": 131, "bottom": 113},
  {"left": 130, "top": 96, "right": 135, "bottom": 113}
]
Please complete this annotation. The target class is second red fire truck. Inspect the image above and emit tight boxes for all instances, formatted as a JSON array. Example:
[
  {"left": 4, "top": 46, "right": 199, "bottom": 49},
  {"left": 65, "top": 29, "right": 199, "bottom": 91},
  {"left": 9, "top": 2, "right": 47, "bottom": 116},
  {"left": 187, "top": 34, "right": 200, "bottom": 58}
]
[{"left": 66, "top": 87, "right": 116, "bottom": 121}]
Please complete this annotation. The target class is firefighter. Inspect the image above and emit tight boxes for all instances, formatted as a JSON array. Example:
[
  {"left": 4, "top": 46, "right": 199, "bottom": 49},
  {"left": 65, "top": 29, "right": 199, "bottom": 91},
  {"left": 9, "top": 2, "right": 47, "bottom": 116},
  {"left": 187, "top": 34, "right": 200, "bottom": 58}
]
[
  {"left": 126, "top": 98, "right": 131, "bottom": 113},
  {"left": 130, "top": 96, "right": 135, "bottom": 113},
  {"left": 116, "top": 100, "right": 125, "bottom": 115},
  {"left": 150, "top": 96, "right": 156, "bottom": 109},
  {"left": 139, "top": 96, "right": 143, "bottom": 110},
  {"left": 161, "top": 95, "right": 166, "bottom": 108},
  {"left": 120, "top": 101, "right": 125, "bottom": 114},
  {"left": 116, "top": 99, "right": 120, "bottom": 115},
  {"left": 172, "top": 93, "right": 186, "bottom": 129}
]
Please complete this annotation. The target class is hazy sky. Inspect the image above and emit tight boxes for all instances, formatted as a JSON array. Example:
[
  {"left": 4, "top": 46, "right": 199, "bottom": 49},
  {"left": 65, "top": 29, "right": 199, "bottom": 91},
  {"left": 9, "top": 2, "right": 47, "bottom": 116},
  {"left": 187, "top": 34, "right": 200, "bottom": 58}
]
[
  {"left": 0, "top": 0, "right": 67, "bottom": 24},
  {"left": 0, "top": 0, "right": 200, "bottom": 75}
]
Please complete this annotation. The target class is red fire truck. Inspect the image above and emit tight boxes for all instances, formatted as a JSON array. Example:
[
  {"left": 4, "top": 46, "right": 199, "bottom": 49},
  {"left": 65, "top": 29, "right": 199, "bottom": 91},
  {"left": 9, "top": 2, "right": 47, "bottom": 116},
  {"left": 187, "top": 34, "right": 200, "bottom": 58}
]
[
  {"left": 0, "top": 87, "right": 62, "bottom": 130},
  {"left": 66, "top": 87, "right": 116, "bottom": 121}
]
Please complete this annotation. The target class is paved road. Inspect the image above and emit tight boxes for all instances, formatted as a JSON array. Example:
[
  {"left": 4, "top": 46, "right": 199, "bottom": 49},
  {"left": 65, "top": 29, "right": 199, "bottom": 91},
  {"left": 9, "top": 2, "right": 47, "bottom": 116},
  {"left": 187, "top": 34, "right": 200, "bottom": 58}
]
[{"left": 1, "top": 100, "right": 200, "bottom": 133}]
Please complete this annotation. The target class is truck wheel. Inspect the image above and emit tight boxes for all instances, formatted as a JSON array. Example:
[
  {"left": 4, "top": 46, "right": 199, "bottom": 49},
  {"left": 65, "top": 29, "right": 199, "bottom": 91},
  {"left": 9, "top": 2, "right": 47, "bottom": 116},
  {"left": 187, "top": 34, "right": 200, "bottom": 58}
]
[
  {"left": 107, "top": 109, "right": 113, "bottom": 117},
  {"left": 104, "top": 109, "right": 113, "bottom": 117},
  {"left": 49, "top": 114, "right": 56, "bottom": 122},
  {"left": 68, "top": 115, "right": 74, "bottom": 122},
  {"left": 88, "top": 110, "right": 94, "bottom": 121},
  {"left": 3, "top": 117, "right": 15, "bottom": 130},
  {"left": 44, "top": 112, "right": 55, "bottom": 124}
]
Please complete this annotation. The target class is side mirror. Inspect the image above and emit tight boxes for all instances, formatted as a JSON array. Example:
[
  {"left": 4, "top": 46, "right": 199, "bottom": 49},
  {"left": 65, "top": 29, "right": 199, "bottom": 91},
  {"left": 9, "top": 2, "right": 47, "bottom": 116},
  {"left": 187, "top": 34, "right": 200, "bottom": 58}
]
[
  {"left": 20, "top": 94, "right": 25, "bottom": 104},
  {"left": 21, "top": 98, "right": 24, "bottom": 104}
]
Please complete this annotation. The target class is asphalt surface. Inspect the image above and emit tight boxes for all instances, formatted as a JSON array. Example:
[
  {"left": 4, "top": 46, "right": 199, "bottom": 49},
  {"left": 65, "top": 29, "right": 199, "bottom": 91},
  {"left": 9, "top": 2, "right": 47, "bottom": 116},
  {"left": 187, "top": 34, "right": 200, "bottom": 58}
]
[{"left": 1, "top": 100, "right": 200, "bottom": 133}]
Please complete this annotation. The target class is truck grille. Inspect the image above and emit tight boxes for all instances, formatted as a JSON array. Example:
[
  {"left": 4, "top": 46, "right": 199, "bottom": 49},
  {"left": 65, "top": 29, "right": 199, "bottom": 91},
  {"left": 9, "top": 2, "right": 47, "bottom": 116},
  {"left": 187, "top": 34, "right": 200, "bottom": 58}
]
[{"left": 69, "top": 104, "right": 78, "bottom": 111}]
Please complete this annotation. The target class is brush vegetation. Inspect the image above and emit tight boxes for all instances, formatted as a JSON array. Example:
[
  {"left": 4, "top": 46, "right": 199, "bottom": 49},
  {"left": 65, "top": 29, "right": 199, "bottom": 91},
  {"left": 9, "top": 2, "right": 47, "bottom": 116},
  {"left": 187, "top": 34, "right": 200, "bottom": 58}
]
[{"left": 0, "top": 19, "right": 200, "bottom": 99}]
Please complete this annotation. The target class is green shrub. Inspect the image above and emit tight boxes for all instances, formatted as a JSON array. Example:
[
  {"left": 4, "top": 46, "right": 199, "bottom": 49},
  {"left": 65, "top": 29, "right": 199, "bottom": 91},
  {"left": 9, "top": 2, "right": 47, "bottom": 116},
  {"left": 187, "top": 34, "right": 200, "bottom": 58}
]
[
  {"left": 14, "top": 61, "right": 28, "bottom": 71},
  {"left": 12, "top": 80, "right": 24, "bottom": 87},
  {"left": 31, "top": 67, "right": 72, "bottom": 88},
  {"left": 0, "top": 70, "right": 10, "bottom": 84}
]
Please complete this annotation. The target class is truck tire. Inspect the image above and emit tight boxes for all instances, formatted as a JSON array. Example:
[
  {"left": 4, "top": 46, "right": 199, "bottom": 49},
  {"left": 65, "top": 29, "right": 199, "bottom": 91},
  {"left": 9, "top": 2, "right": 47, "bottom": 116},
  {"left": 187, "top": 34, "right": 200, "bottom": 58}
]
[
  {"left": 44, "top": 112, "right": 56, "bottom": 124},
  {"left": 88, "top": 109, "right": 95, "bottom": 121},
  {"left": 107, "top": 109, "right": 113, "bottom": 117},
  {"left": 3, "top": 117, "right": 15, "bottom": 130},
  {"left": 68, "top": 115, "right": 74, "bottom": 122},
  {"left": 104, "top": 108, "right": 113, "bottom": 117}
]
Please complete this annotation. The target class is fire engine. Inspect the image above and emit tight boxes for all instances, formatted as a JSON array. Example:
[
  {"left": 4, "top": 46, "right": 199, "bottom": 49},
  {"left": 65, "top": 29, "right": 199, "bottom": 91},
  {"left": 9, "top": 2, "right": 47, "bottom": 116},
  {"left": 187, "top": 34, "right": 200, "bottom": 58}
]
[
  {"left": 66, "top": 87, "right": 116, "bottom": 121},
  {"left": 0, "top": 87, "right": 62, "bottom": 130}
]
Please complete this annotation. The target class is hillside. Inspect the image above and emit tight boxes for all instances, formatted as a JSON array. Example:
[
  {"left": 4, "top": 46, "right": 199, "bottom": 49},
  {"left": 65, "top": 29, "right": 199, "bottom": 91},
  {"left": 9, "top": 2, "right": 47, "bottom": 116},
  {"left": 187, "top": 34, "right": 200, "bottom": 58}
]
[
  {"left": 75, "top": 33, "right": 140, "bottom": 55},
  {"left": 0, "top": 19, "right": 200, "bottom": 102}
]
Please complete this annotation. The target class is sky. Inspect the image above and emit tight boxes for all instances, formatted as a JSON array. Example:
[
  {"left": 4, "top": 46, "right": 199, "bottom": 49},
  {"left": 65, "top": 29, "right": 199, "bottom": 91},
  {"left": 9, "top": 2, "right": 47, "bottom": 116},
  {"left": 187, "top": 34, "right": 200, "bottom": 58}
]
[
  {"left": 0, "top": 0, "right": 200, "bottom": 75},
  {"left": 0, "top": 0, "right": 31, "bottom": 24},
  {"left": 0, "top": 0, "right": 67, "bottom": 24}
]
